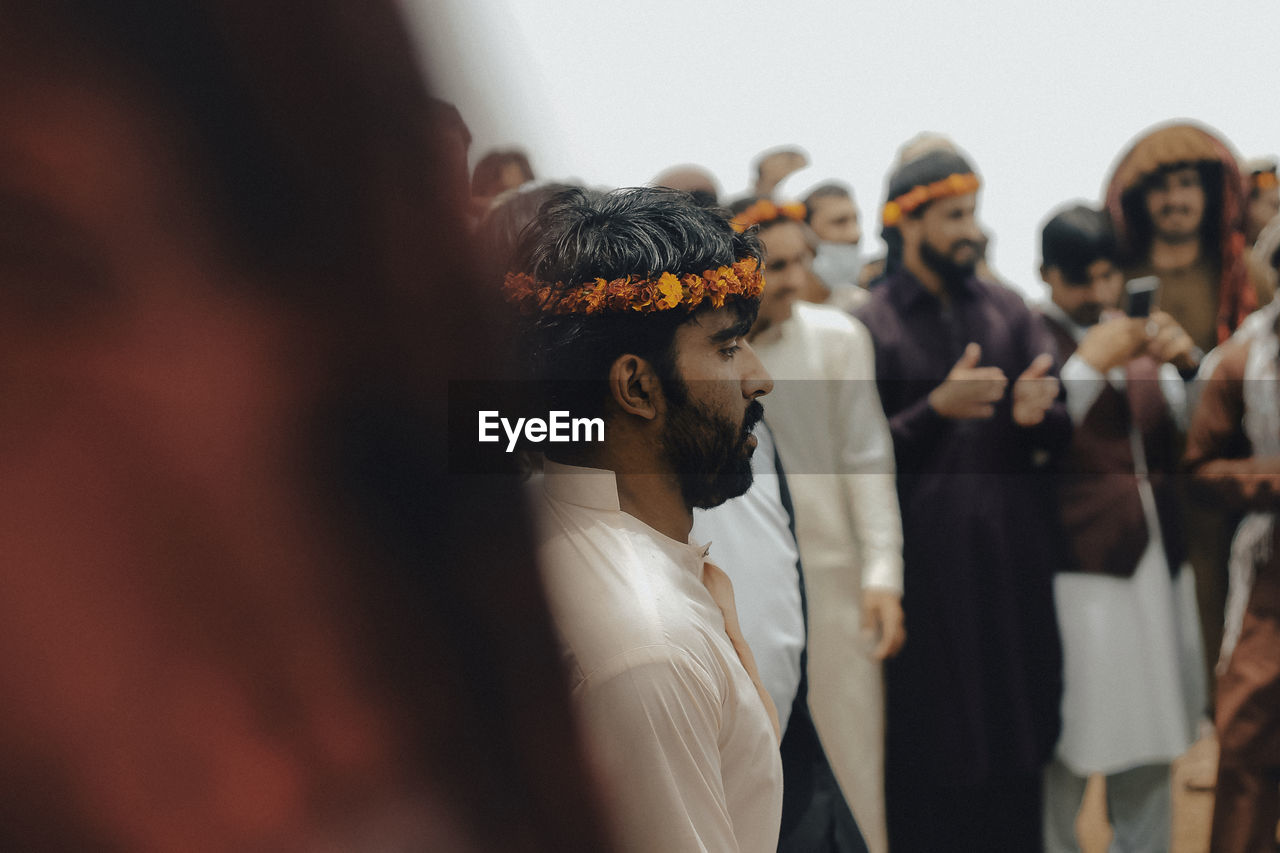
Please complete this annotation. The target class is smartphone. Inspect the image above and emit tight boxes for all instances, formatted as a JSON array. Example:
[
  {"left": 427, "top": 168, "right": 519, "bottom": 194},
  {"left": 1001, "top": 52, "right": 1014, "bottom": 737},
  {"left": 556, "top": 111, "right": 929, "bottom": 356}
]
[{"left": 1125, "top": 276, "right": 1159, "bottom": 318}]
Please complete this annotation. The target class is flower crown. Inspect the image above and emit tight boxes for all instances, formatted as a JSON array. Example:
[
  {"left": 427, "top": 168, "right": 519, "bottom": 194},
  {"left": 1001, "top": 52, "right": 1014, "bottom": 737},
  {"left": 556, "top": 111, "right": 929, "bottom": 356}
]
[
  {"left": 731, "top": 199, "right": 807, "bottom": 232},
  {"left": 1253, "top": 170, "right": 1278, "bottom": 191},
  {"left": 881, "top": 172, "right": 981, "bottom": 226},
  {"left": 503, "top": 256, "right": 764, "bottom": 316}
]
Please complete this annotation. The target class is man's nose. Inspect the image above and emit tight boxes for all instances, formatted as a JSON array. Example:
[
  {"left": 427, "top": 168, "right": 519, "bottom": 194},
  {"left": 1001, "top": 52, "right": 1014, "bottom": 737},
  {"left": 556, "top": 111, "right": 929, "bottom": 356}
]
[{"left": 740, "top": 342, "right": 773, "bottom": 398}]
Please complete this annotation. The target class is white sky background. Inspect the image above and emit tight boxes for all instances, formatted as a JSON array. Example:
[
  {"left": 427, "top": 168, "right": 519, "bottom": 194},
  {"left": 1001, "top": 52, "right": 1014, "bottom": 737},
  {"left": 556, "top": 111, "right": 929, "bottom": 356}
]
[{"left": 406, "top": 0, "right": 1280, "bottom": 300}]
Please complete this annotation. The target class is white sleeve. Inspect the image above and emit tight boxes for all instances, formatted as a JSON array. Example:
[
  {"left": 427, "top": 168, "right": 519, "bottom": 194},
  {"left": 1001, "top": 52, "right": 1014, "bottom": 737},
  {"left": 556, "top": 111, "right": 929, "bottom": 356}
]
[
  {"left": 1060, "top": 352, "right": 1108, "bottom": 427},
  {"left": 836, "top": 318, "right": 904, "bottom": 593},
  {"left": 576, "top": 649, "right": 740, "bottom": 853}
]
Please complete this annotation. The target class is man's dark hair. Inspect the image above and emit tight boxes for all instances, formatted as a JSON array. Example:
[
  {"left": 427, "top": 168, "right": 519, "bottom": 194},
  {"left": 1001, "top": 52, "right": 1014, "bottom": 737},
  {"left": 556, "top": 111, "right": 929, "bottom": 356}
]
[
  {"left": 803, "top": 183, "right": 852, "bottom": 223},
  {"left": 1041, "top": 205, "right": 1121, "bottom": 283},
  {"left": 1120, "top": 160, "right": 1223, "bottom": 263},
  {"left": 510, "top": 187, "right": 761, "bottom": 422}
]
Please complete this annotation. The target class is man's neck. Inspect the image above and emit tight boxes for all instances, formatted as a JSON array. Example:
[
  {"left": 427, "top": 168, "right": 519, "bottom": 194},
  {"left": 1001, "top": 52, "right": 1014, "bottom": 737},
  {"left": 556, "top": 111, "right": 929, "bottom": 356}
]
[
  {"left": 572, "top": 436, "right": 693, "bottom": 544},
  {"left": 1149, "top": 237, "right": 1202, "bottom": 272},
  {"left": 615, "top": 472, "right": 692, "bottom": 543},
  {"left": 903, "top": 259, "right": 950, "bottom": 305}
]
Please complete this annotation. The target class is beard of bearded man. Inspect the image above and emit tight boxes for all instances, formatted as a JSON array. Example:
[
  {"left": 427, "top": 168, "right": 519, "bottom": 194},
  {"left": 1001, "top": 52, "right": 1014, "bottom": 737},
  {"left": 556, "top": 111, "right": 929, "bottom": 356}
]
[
  {"left": 659, "top": 376, "right": 764, "bottom": 510},
  {"left": 919, "top": 236, "right": 979, "bottom": 285}
]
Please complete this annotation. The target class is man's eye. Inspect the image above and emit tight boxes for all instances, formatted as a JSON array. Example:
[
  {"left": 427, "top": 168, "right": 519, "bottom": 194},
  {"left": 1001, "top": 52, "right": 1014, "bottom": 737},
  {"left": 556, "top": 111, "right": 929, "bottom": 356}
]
[{"left": 720, "top": 344, "right": 741, "bottom": 359}]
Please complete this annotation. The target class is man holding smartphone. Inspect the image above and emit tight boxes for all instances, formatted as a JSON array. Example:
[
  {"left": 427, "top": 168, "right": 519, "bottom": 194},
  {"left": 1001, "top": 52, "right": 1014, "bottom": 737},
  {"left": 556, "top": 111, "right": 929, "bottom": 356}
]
[{"left": 1036, "top": 205, "right": 1204, "bottom": 852}]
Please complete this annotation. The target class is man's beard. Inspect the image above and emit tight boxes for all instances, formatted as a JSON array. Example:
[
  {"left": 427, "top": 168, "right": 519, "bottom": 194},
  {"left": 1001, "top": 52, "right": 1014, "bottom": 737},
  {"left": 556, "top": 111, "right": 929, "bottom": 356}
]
[
  {"left": 1152, "top": 212, "right": 1202, "bottom": 245},
  {"left": 920, "top": 238, "right": 978, "bottom": 284},
  {"left": 659, "top": 382, "right": 764, "bottom": 510},
  {"left": 1069, "top": 302, "right": 1104, "bottom": 327}
]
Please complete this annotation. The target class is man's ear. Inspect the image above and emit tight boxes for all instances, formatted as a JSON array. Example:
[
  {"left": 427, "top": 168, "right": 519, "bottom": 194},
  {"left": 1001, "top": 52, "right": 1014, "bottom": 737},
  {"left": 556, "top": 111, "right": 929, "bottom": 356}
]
[
  {"left": 1039, "top": 263, "right": 1051, "bottom": 286},
  {"left": 608, "top": 354, "right": 663, "bottom": 420}
]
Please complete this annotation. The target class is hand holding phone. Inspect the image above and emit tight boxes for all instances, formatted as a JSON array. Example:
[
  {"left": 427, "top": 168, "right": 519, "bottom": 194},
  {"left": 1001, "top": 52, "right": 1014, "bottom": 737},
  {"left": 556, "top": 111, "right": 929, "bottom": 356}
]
[{"left": 1125, "top": 276, "right": 1159, "bottom": 318}]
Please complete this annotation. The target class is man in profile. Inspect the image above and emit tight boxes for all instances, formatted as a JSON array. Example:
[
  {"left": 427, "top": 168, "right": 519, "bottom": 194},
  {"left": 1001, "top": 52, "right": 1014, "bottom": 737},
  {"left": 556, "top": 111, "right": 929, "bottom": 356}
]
[
  {"left": 856, "top": 147, "right": 1069, "bottom": 850},
  {"left": 506, "top": 187, "right": 783, "bottom": 852}
]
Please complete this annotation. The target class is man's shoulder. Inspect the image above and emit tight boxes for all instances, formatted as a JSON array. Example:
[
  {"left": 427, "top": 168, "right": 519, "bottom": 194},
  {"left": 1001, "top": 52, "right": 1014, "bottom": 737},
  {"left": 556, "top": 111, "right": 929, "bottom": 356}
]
[
  {"left": 852, "top": 278, "right": 900, "bottom": 329},
  {"left": 532, "top": 500, "right": 723, "bottom": 688},
  {"left": 794, "top": 301, "right": 870, "bottom": 343},
  {"left": 970, "top": 275, "right": 1032, "bottom": 314}
]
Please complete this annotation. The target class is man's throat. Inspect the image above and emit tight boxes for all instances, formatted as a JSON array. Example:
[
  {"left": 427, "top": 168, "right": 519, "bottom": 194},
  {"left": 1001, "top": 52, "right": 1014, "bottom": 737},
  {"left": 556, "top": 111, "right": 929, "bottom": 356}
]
[{"left": 1150, "top": 238, "right": 1202, "bottom": 272}]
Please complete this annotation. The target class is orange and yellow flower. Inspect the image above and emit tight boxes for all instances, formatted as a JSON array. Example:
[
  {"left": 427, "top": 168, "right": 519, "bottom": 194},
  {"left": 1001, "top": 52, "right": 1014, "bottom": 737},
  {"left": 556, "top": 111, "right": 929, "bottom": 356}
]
[
  {"left": 503, "top": 256, "right": 763, "bottom": 316},
  {"left": 881, "top": 172, "right": 981, "bottom": 226}
]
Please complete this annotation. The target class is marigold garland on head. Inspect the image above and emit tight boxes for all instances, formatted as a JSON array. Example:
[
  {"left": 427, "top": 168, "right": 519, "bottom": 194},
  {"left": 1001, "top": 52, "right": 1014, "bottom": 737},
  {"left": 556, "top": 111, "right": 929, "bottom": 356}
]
[
  {"left": 881, "top": 172, "right": 981, "bottom": 226},
  {"left": 503, "top": 256, "right": 765, "bottom": 316},
  {"left": 731, "top": 199, "right": 807, "bottom": 233}
]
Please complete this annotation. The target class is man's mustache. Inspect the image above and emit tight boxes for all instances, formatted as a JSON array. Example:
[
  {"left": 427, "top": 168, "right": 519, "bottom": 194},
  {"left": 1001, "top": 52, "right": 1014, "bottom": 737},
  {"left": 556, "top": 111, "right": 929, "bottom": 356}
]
[
  {"left": 950, "top": 239, "right": 981, "bottom": 255},
  {"left": 741, "top": 400, "right": 764, "bottom": 439}
]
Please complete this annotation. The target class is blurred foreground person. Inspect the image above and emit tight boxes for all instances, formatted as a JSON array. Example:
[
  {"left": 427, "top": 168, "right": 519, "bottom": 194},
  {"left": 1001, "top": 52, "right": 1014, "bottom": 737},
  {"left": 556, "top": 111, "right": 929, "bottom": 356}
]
[
  {"left": 735, "top": 200, "right": 903, "bottom": 853},
  {"left": 1185, "top": 299, "right": 1280, "bottom": 853},
  {"left": 507, "top": 188, "right": 784, "bottom": 852},
  {"left": 1037, "top": 206, "right": 1204, "bottom": 852},
  {"left": 856, "top": 147, "right": 1068, "bottom": 851},
  {"left": 0, "top": 2, "right": 612, "bottom": 850}
]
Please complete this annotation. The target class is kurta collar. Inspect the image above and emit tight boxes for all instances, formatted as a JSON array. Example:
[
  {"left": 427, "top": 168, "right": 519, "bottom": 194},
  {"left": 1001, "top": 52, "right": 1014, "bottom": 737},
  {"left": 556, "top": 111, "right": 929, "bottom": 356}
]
[
  {"left": 542, "top": 459, "right": 622, "bottom": 510},
  {"left": 888, "top": 268, "right": 980, "bottom": 314},
  {"left": 1038, "top": 299, "right": 1089, "bottom": 344},
  {"left": 541, "top": 459, "right": 712, "bottom": 561}
]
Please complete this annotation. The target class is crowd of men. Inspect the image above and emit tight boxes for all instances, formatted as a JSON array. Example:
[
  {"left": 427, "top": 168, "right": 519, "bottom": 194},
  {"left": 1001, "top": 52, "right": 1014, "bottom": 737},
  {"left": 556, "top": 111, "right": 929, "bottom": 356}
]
[{"left": 484, "top": 125, "right": 1280, "bottom": 852}]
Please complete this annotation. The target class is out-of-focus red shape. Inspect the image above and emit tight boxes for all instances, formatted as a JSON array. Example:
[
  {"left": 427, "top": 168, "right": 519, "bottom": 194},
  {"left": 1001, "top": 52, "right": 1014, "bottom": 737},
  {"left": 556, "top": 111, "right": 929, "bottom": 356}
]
[{"left": 0, "top": 1, "right": 612, "bottom": 850}]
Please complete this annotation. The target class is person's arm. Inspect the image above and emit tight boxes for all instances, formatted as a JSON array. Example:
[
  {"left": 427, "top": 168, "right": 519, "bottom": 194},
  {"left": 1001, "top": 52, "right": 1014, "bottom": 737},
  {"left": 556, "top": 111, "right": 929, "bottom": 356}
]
[
  {"left": 576, "top": 650, "right": 743, "bottom": 852},
  {"left": 1184, "top": 338, "right": 1280, "bottom": 511},
  {"left": 836, "top": 319, "right": 905, "bottom": 658}
]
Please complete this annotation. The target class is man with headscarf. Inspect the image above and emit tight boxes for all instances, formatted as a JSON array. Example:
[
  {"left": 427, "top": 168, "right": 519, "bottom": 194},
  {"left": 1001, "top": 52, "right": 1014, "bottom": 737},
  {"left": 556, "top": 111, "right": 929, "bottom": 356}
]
[
  {"left": 1185, "top": 295, "right": 1280, "bottom": 852},
  {"left": 1106, "top": 122, "right": 1253, "bottom": 706},
  {"left": 855, "top": 147, "right": 1069, "bottom": 851}
]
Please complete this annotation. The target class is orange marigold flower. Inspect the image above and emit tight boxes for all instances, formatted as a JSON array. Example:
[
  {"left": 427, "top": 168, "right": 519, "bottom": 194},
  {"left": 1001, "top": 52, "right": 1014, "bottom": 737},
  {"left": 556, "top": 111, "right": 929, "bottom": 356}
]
[{"left": 656, "top": 273, "right": 684, "bottom": 309}]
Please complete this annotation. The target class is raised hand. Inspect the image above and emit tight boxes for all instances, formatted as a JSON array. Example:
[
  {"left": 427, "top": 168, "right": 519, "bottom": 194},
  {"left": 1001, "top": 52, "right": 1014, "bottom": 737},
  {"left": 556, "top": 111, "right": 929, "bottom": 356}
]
[
  {"left": 1143, "top": 310, "right": 1199, "bottom": 371},
  {"left": 927, "top": 342, "right": 1008, "bottom": 420},
  {"left": 1075, "top": 315, "right": 1147, "bottom": 373},
  {"left": 1011, "top": 353, "right": 1059, "bottom": 427}
]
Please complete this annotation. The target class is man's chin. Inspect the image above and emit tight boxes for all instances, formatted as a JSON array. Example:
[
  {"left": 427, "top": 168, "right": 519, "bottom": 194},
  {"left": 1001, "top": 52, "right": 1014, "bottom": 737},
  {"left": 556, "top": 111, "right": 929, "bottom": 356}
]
[{"left": 685, "top": 464, "right": 755, "bottom": 510}]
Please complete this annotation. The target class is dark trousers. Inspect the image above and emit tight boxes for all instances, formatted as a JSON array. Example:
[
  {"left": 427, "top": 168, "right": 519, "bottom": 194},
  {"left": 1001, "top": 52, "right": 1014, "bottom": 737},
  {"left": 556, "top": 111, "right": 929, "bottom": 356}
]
[{"left": 886, "top": 769, "right": 1043, "bottom": 852}]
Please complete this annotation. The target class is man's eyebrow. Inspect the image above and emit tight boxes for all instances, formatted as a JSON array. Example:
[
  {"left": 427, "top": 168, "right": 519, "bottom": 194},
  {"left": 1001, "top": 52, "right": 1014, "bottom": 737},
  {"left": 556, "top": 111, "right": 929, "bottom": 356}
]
[{"left": 709, "top": 317, "right": 753, "bottom": 343}]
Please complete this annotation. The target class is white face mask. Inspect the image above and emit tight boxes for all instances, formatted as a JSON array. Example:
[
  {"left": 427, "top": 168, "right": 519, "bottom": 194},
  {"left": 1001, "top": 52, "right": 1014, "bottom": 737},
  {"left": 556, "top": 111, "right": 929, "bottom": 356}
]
[{"left": 812, "top": 241, "right": 863, "bottom": 289}]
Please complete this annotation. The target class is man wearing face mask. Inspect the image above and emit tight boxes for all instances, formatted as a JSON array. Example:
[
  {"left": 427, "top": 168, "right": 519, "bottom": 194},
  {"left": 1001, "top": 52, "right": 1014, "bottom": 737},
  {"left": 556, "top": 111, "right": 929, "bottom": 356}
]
[{"left": 805, "top": 183, "right": 869, "bottom": 312}]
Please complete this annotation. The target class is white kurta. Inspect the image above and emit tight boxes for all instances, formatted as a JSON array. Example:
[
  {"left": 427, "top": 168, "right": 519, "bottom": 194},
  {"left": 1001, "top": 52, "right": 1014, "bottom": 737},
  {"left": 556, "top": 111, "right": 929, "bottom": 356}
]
[
  {"left": 692, "top": 423, "right": 806, "bottom": 734},
  {"left": 530, "top": 461, "right": 784, "bottom": 853},
  {"left": 1050, "top": 308, "right": 1205, "bottom": 776},
  {"left": 750, "top": 302, "right": 903, "bottom": 853}
]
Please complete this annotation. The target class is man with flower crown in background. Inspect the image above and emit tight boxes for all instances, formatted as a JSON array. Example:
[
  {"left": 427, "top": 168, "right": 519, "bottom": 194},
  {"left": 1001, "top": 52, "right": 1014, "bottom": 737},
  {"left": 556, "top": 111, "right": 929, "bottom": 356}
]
[
  {"left": 856, "top": 145, "right": 1070, "bottom": 851},
  {"left": 727, "top": 195, "right": 903, "bottom": 853}
]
